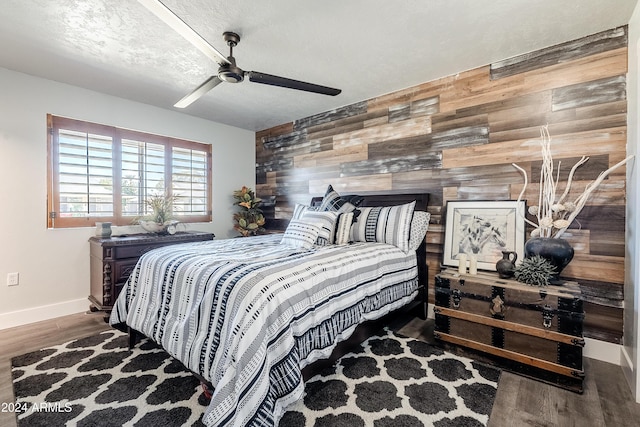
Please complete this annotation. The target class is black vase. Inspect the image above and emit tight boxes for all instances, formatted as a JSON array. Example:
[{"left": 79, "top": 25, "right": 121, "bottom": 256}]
[
  {"left": 524, "top": 237, "right": 574, "bottom": 284},
  {"left": 496, "top": 251, "right": 518, "bottom": 279}
]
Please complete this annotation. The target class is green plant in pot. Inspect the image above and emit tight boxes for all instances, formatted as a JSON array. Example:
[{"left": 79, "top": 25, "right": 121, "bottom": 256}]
[
  {"left": 233, "top": 186, "right": 265, "bottom": 237},
  {"left": 514, "top": 255, "right": 557, "bottom": 287},
  {"left": 513, "top": 125, "right": 633, "bottom": 282},
  {"left": 136, "top": 191, "right": 179, "bottom": 234}
]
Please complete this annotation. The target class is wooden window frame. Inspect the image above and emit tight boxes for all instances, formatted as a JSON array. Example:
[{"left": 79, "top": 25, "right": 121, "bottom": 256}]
[{"left": 47, "top": 115, "right": 212, "bottom": 228}]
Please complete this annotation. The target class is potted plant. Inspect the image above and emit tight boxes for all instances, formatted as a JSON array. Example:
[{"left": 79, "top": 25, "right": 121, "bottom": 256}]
[
  {"left": 514, "top": 255, "right": 557, "bottom": 287},
  {"left": 233, "top": 186, "right": 265, "bottom": 236},
  {"left": 513, "top": 125, "right": 633, "bottom": 280},
  {"left": 136, "top": 191, "right": 179, "bottom": 234}
]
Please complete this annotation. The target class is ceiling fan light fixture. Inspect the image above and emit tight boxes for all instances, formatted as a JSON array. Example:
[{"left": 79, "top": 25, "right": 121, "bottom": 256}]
[{"left": 218, "top": 67, "right": 244, "bottom": 83}]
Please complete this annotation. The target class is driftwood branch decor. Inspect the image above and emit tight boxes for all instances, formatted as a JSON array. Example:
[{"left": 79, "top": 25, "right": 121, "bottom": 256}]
[{"left": 513, "top": 125, "right": 634, "bottom": 239}]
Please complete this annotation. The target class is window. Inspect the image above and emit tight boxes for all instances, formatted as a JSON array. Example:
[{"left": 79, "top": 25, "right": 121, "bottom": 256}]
[{"left": 47, "top": 115, "right": 212, "bottom": 228}]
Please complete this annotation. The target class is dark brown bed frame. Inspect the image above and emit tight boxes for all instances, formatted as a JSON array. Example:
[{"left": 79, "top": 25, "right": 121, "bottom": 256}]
[{"left": 128, "top": 192, "right": 429, "bottom": 402}]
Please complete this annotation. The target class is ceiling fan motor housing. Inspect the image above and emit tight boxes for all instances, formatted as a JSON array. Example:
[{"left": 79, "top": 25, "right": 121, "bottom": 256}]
[
  {"left": 218, "top": 32, "right": 244, "bottom": 83},
  {"left": 218, "top": 58, "right": 244, "bottom": 83}
]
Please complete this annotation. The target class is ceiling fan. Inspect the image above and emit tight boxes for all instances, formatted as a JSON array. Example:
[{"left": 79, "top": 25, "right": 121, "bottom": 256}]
[{"left": 138, "top": 0, "right": 342, "bottom": 109}]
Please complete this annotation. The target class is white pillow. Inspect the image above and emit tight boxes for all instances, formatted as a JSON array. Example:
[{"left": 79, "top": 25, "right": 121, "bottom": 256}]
[
  {"left": 408, "top": 211, "right": 431, "bottom": 251},
  {"left": 280, "top": 219, "right": 322, "bottom": 249},
  {"left": 350, "top": 201, "right": 416, "bottom": 253},
  {"left": 301, "top": 210, "right": 339, "bottom": 245}
]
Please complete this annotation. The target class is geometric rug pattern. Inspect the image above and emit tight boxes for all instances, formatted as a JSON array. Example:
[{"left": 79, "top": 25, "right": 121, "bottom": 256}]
[
  {"left": 280, "top": 328, "right": 500, "bottom": 427},
  {"left": 12, "top": 331, "right": 204, "bottom": 426},
  {"left": 12, "top": 328, "right": 499, "bottom": 427}
]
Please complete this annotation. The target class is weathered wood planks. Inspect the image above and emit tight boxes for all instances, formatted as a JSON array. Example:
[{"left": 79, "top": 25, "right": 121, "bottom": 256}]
[
  {"left": 490, "top": 27, "right": 627, "bottom": 80},
  {"left": 255, "top": 26, "right": 629, "bottom": 344}
]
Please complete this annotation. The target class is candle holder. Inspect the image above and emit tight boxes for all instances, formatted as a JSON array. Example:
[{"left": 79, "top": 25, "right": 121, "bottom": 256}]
[{"left": 458, "top": 253, "right": 467, "bottom": 274}]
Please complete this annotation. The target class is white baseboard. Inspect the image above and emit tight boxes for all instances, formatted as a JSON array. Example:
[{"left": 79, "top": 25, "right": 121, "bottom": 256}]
[
  {"left": 427, "top": 304, "right": 622, "bottom": 366},
  {"left": 0, "top": 299, "right": 89, "bottom": 331},
  {"left": 620, "top": 347, "right": 638, "bottom": 402},
  {"left": 621, "top": 345, "right": 634, "bottom": 373},
  {"left": 583, "top": 337, "right": 621, "bottom": 365},
  {"left": 2, "top": 301, "right": 625, "bottom": 366}
]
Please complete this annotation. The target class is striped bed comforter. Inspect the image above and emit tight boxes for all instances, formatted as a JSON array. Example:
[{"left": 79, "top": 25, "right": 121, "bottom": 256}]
[{"left": 109, "top": 234, "right": 419, "bottom": 427}]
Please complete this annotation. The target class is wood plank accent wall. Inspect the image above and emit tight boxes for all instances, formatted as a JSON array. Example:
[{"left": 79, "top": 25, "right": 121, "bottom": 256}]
[{"left": 255, "top": 26, "right": 629, "bottom": 344}]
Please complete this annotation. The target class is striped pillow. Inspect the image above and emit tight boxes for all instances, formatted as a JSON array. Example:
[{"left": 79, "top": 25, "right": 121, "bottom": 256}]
[
  {"left": 319, "top": 185, "right": 357, "bottom": 213},
  {"left": 292, "top": 203, "right": 319, "bottom": 220},
  {"left": 334, "top": 212, "right": 354, "bottom": 245},
  {"left": 301, "top": 210, "right": 339, "bottom": 245},
  {"left": 280, "top": 219, "right": 322, "bottom": 249},
  {"left": 350, "top": 201, "right": 416, "bottom": 253}
]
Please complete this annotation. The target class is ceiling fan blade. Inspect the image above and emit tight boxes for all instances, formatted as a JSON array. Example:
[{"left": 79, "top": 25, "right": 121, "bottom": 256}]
[
  {"left": 247, "top": 71, "right": 341, "bottom": 96},
  {"left": 137, "top": 0, "right": 230, "bottom": 66},
  {"left": 174, "top": 76, "right": 223, "bottom": 108}
]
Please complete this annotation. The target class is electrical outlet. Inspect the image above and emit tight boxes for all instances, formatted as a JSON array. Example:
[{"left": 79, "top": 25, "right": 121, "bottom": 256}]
[{"left": 7, "top": 272, "right": 19, "bottom": 286}]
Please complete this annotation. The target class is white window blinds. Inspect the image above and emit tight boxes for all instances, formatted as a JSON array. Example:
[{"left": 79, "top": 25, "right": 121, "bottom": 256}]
[
  {"left": 57, "top": 129, "right": 114, "bottom": 218},
  {"left": 47, "top": 115, "right": 212, "bottom": 228}
]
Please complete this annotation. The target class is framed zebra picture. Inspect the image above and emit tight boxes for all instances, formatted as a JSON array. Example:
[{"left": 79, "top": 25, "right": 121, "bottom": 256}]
[{"left": 443, "top": 200, "right": 526, "bottom": 272}]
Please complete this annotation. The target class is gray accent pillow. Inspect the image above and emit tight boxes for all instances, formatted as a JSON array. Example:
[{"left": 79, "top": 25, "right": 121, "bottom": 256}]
[{"left": 408, "top": 211, "right": 431, "bottom": 251}]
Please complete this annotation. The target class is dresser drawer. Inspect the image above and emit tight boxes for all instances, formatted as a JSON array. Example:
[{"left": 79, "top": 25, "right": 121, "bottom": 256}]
[
  {"left": 114, "top": 259, "right": 139, "bottom": 283},
  {"left": 113, "top": 243, "right": 167, "bottom": 259}
]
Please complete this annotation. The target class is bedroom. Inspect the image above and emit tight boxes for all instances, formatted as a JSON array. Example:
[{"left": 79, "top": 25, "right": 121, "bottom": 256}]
[{"left": 1, "top": 0, "right": 640, "bottom": 426}]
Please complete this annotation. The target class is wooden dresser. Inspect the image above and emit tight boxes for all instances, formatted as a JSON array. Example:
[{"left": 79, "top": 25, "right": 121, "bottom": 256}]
[
  {"left": 89, "top": 231, "right": 215, "bottom": 311},
  {"left": 434, "top": 269, "right": 585, "bottom": 392}
]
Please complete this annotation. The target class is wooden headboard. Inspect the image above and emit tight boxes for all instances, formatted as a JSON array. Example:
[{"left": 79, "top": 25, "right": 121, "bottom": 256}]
[{"left": 310, "top": 192, "right": 429, "bottom": 211}]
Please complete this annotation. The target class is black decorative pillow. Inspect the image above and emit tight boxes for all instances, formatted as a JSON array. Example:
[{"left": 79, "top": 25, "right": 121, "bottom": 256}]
[
  {"left": 343, "top": 194, "right": 365, "bottom": 207},
  {"left": 319, "top": 185, "right": 357, "bottom": 213}
]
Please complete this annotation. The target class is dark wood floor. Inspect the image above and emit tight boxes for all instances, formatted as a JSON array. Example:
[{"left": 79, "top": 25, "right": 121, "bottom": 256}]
[{"left": 1, "top": 310, "right": 639, "bottom": 427}]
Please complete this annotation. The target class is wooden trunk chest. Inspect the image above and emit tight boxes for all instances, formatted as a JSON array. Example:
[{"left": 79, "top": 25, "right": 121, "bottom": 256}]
[{"left": 434, "top": 269, "right": 585, "bottom": 393}]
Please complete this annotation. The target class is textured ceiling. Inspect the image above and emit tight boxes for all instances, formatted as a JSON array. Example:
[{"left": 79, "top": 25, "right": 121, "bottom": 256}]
[{"left": 1, "top": 0, "right": 637, "bottom": 131}]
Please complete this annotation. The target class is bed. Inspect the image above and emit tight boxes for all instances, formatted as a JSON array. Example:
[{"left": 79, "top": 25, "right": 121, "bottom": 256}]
[{"left": 109, "top": 191, "right": 429, "bottom": 427}]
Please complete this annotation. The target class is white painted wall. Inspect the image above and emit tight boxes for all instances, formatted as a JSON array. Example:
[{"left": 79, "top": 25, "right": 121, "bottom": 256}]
[
  {"left": 624, "top": 4, "right": 640, "bottom": 402},
  {"left": 0, "top": 67, "right": 255, "bottom": 329}
]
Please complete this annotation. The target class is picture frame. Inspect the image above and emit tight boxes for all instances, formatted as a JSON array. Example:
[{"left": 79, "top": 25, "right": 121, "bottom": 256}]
[{"left": 443, "top": 200, "right": 526, "bottom": 272}]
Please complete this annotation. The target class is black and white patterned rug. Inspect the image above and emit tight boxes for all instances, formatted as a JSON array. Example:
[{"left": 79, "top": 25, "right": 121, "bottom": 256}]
[{"left": 12, "top": 328, "right": 499, "bottom": 426}]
